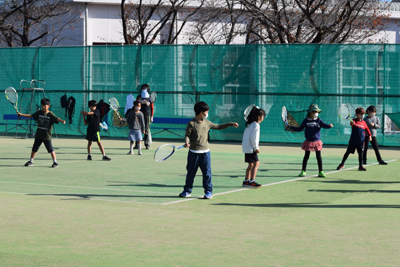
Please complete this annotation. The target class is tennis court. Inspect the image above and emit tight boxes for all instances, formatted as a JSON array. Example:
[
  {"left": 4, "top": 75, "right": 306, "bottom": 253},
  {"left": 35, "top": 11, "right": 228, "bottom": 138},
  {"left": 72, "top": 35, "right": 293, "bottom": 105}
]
[{"left": 1, "top": 135, "right": 400, "bottom": 266}]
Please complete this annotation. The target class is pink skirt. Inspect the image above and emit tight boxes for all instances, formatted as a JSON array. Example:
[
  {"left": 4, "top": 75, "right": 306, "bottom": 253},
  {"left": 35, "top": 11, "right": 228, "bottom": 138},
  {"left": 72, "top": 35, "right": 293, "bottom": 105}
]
[{"left": 301, "top": 140, "right": 323, "bottom": 151}]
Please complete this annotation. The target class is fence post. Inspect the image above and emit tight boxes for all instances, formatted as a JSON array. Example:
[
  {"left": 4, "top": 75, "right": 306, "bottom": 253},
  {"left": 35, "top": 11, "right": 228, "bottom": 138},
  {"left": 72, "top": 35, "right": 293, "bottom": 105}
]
[{"left": 382, "top": 44, "right": 387, "bottom": 146}]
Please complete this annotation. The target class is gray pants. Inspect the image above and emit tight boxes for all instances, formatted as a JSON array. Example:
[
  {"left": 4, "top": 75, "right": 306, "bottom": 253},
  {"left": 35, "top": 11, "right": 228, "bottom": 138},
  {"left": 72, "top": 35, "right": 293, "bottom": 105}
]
[{"left": 143, "top": 115, "right": 152, "bottom": 147}]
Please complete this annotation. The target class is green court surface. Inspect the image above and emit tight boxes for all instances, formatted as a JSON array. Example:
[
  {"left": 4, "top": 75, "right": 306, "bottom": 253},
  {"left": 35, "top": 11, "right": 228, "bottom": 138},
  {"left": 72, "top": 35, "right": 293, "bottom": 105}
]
[{"left": 1, "top": 136, "right": 400, "bottom": 266}]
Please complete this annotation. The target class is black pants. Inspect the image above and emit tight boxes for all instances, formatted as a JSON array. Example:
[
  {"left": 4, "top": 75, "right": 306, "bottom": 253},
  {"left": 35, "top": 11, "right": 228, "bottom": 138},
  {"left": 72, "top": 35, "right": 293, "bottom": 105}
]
[
  {"left": 341, "top": 145, "right": 363, "bottom": 167},
  {"left": 32, "top": 138, "right": 54, "bottom": 153},
  {"left": 363, "top": 137, "right": 382, "bottom": 162},
  {"left": 302, "top": 151, "right": 323, "bottom": 172}
]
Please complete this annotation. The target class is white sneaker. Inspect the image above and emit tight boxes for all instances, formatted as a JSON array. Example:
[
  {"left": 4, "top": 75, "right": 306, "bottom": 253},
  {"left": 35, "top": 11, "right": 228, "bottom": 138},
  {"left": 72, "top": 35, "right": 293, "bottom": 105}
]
[
  {"left": 138, "top": 151, "right": 142, "bottom": 155},
  {"left": 127, "top": 151, "right": 133, "bottom": 155}
]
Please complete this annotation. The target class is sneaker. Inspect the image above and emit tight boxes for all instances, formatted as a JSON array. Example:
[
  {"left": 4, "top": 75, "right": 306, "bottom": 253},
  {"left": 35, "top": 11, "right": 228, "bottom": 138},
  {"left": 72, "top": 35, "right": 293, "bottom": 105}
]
[
  {"left": 52, "top": 162, "right": 59, "bottom": 168},
  {"left": 145, "top": 145, "right": 151, "bottom": 150},
  {"left": 358, "top": 166, "right": 367, "bottom": 171},
  {"left": 318, "top": 171, "right": 326, "bottom": 178},
  {"left": 179, "top": 191, "right": 191, "bottom": 198},
  {"left": 127, "top": 151, "right": 133, "bottom": 155},
  {"left": 87, "top": 155, "right": 92, "bottom": 161},
  {"left": 102, "top": 156, "right": 111, "bottom": 161},
  {"left": 379, "top": 161, "right": 388, "bottom": 165},
  {"left": 242, "top": 180, "right": 250, "bottom": 187},
  {"left": 248, "top": 180, "right": 262, "bottom": 188},
  {"left": 298, "top": 170, "right": 306, "bottom": 177},
  {"left": 24, "top": 161, "right": 33, "bottom": 167},
  {"left": 362, "top": 160, "right": 367, "bottom": 165},
  {"left": 337, "top": 164, "right": 344, "bottom": 170},
  {"left": 138, "top": 151, "right": 143, "bottom": 155},
  {"left": 204, "top": 191, "right": 213, "bottom": 199}
]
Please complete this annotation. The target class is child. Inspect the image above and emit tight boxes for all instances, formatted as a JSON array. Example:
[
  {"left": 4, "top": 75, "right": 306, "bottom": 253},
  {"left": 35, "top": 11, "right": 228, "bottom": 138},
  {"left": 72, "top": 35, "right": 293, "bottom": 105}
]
[
  {"left": 242, "top": 106, "right": 266, "bottom": 188},
  {"left": 288, "top": 104, "right": 333, "bottom": 177},
  {"left": 17, "top": 98, "right": 66, "bottom": 168},
  {"left": 125, "top": 101, "right": 145, "bottom": 155},
  {"left": 81, "top": 100, "right": 111, "bottom": 161},
  {"left": 363, "top": 106, "right": 387, "bottom": 165},
  {"left": 337, "top": 107, "right": 372, "bottom": 171},
  {"left": 179, "top": 101, "right": 239, "bottom": 199},
  {"left": 136, "top": 84, "right": 154, "bottom": 149}
]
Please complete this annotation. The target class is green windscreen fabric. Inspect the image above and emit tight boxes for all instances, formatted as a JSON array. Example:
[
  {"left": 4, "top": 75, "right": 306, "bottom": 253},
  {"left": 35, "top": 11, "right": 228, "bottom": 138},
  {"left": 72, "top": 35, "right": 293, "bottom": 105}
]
[{"left": 0, "top": 44, "right": 399, "bottom": 146}]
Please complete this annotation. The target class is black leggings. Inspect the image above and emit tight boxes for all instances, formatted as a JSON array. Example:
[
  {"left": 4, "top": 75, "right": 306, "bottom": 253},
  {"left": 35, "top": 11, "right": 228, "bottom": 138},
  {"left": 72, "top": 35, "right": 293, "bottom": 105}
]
[
  {"left": 302, "top": 151, "right": 323, "bottom": 172},
  {"left": 363, "top": 137, "right": 382, "bottom": 162},
  {"left": 341, "top": 146, "right": 363, "bottom": 167}
]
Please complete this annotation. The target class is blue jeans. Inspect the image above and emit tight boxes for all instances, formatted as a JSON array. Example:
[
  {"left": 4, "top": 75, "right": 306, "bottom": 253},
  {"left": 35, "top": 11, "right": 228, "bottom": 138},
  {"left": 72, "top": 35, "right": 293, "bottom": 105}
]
[{"left": 184, "top": 151, "right": 212, "bottom": 194}]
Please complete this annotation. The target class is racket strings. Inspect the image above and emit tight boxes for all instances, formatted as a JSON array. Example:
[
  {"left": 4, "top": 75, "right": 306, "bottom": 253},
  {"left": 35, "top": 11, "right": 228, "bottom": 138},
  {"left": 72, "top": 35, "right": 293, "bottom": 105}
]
[
  {"left": 155, "top": 146, "right": 174, "bottom": 162},
  {"left": 109, "top": 98, "right": 119, "bottom": 111},
  {"left": 281, "top": 106, "right": 287, "bottom": 122},
  {"left": 5, "top": 90, "right": 17, "bottom": 104},
  {"left": 244, "top": 104, "right": 255, "bottom": 121},
  {"left": 338, "top": 105, "right": 351, "bottom": 119}
]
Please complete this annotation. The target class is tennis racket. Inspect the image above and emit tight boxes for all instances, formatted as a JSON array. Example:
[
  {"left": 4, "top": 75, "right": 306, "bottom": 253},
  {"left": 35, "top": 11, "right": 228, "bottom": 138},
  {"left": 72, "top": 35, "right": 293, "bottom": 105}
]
[
  {"left": 337, "top": 103, "right": 356, "bottom": 122},
  {"left": 109, "top": 97, "right": 122, "bottom": 120},
  {"left": 154, "top": 144, "right": 186, "bottom": 162},
  {"left": 5, "top": 87, "right": 20, "bottom": 118},
  {"left": 244, "top": 104, "right": 255, "bottom": 121},
  {"left": 150, "top": 91, "right": 157, "bottom": 103},
  {"left": 281, "top": 106, "right": 290, "bottom": 131}
]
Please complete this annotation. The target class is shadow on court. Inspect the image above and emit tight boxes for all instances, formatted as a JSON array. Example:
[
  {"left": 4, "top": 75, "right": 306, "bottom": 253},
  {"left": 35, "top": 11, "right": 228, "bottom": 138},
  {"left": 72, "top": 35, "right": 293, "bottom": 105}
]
[
  {"left": 106, "top": 182, "right": 240, "bottom": 188},
  {"left": 27, "top": 193, "right": 179, "bottom": 199},
  {"left": 212, "top": 203, "right": 400, "bottom": 209},
  {"left": 309, "top": 189, "right": 400, "bottom": 193},
  {"left": 299, "top": 179, "right": 400, "bottom": 184}
]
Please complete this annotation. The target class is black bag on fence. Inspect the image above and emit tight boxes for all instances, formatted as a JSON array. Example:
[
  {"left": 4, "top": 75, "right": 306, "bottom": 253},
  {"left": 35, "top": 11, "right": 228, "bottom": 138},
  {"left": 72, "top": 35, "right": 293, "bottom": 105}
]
[
  {"left": 60, "top": 94, "right": 68, "bottom": 117},
  {"left": 60, "top": 94, "right": 68, "bottom": 108},
  {"left": 67, "top": 96, "right": 76, "bottom": 124},
  {"left": 96, "top": 100, "right": 110, "bottom": 121}
]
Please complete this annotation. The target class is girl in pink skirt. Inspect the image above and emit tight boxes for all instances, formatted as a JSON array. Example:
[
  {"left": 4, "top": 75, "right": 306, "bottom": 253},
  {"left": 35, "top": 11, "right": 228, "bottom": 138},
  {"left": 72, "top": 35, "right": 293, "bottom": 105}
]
[{"left": 287, "top": 104, "right": 333, "bottom": 177}]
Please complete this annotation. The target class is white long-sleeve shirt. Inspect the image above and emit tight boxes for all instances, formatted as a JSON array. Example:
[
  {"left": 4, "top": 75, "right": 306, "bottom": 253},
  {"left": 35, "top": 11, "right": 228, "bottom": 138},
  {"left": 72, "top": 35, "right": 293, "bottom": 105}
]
[{"left": 242, "top": 122, "right": 260, "bottom": 153}]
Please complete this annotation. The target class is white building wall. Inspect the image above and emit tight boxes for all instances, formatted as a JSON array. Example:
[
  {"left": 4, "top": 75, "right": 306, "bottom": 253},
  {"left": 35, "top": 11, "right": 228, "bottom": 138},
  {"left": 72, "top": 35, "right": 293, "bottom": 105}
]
[
  {"left": 51, "top": 1, "right": 400, "bottom": 46},
  {"left": 87, "top": 4, "right": 124, "bottom": 44}
]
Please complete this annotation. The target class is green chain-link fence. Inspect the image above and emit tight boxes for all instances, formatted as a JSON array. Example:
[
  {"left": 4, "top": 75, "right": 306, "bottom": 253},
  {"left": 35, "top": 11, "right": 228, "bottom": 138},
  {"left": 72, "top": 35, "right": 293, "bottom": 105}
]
[{"left": 0, "top": 44, "right": 399, "bottom": 146}]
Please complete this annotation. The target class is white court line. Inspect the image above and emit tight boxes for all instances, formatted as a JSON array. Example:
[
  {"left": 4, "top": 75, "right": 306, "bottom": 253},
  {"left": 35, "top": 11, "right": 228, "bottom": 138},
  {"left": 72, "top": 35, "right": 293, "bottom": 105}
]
[
  {"left": 0, "top": 154, "right": 150, "bottom": 170},
  {"left": 0, "top": 191, "right": 163, "bottom": 205},
  {"left": 161, "top": 159, "right": 398, "bottom": 205},
  {"left": 0, "top": 180, "right": 178, "bottom": 195},
  {"left": 0, "top": 159, "right": 397, "bottom": 205}
]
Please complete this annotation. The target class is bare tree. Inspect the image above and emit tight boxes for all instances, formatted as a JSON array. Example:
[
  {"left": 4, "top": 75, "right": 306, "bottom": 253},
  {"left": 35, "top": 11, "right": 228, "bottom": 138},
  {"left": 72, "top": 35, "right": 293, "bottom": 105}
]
[
  {"left": 188, "top": 0, "right": 245, "bottom": 44},
  {"left": 0, "top": 0, "right": 80, "bottom": 47},
  {"left": 238, "top": 0, "right": 391, "bottom": 44},
  {"left": 121, "top": 0, "right": 204, "bottom": 45},
  {"left": 187, "top": 0, "right": 269, "bottom": 44}
]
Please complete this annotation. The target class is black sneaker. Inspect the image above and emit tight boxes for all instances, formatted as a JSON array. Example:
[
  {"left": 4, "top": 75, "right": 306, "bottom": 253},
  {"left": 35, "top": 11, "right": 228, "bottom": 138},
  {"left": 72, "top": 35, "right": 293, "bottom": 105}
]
[
  {"left": 242, "top": 180, "right": 250, "bottom": 187},
  {"left": 52, "top": 162, "right": 59, "bottom": 168},
  {"left": 337, "top": 164, "right": 344, "bottom": 170},
  {"left": 24, "top": 161, "right": 33, "bottom": 167},
  {"left": 379, "top": 161, "right": 388, "bottom": 165},
  {"left": 87, "top": 155, "right": 92, "bottom": 161},
  {"left": 102, "top": 155, "right": 111, "bottom": 161},
  {"left": 358, "top": 166, "right": 367, "bottom": 171},
  {"left": 248, "top": 180, "right": 262, "bottom": 188}
]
